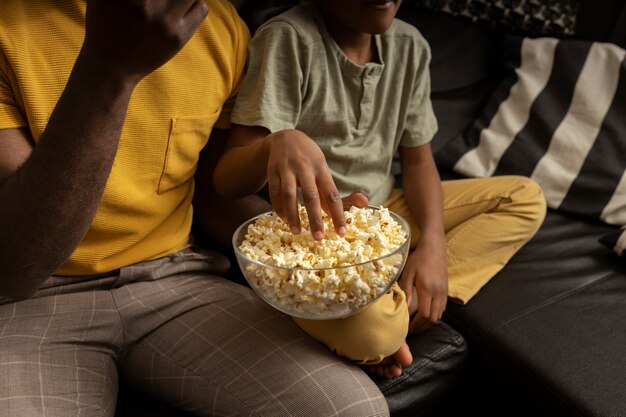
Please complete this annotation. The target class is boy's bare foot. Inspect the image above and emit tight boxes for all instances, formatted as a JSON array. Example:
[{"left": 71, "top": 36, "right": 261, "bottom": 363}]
[
  {"left": 367, "top": 288, "right": 418, "bottom": 379},
  {"left": 366, "top": 341, "right": 413, "bottom": 379}
]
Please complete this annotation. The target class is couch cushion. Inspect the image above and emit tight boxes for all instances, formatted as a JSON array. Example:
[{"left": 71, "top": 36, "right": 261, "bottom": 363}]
[
  {"left": 375, "top": 321, "right": 468, "bottom": 417},
  {"left": 398, "top": 6, "right": 502, "bottom": 93},
  {"left": 436, "top": 36, "right": 626, "bottom": 227},
  {"left": 443, "top": 210, "right": 626, "bottom": 416},
  {"left": 599, "top": 227, "right": 626, "bottom": 261},
  {"left": 574, "top": 0, "right": 626, "bottom": 45},
  {"left": 405, "top": 0, "right": 579, "bottom": 37},
  {"left": 397, "top": 6, "right": 505, "bottom": 153}
]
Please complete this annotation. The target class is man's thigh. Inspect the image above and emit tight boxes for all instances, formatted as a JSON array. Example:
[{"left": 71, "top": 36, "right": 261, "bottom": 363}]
[
  {"left": 0, "top": 291, "right": 122, "bottom": 417},
  {"left": 113, "top": 251, "right": 389, "bottom": 417}
]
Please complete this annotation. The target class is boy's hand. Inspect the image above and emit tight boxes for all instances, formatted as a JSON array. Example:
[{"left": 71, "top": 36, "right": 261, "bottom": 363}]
[
  {"left": 341, "top": 191, "right": 369, "bottom": 211},
  {"left": 265, "top": 129, "right": 353, "bottom": 240},
  {"left": 400, "top": 234, "right": 448, "bottom": 333}
]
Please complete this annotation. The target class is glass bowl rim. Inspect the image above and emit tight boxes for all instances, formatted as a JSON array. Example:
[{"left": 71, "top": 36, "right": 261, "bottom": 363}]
[{"left": 232, "top": 206, "right": 412, "bottom": 272}]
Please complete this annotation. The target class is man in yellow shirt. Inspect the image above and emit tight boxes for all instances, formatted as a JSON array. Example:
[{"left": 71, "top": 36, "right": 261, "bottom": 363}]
[{"left": 0, "top": 1, "right": 389, "bottom": 416}]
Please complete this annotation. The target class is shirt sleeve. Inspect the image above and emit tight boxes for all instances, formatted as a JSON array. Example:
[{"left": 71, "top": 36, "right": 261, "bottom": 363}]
[
  {"left": 231, "top": 21, "right": 304, "bottom": 133},
  {"left": 215, "top": 5, "right": 251, "bottom": 130},
  {"left": 0, "top": 50, "right": 26, "bottom": 130},
  {"left": 400, "top": 38, "right": 438, "bottom": 148}
]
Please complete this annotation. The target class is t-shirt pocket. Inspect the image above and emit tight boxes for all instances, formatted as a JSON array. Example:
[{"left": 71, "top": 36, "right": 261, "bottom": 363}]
[{"left": 158, "top": 112, "right": 220, "bottom": 194}]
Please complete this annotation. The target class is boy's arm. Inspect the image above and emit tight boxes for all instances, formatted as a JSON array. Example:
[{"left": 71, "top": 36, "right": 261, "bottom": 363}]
[
  {"left": 213, "top": 124, "right": 348, "bottom": 240},
  {"left": 398, "top": 143, "right": 448, "bottom": 332},
  {"left": 212, "top": 125, "right": 271, "bottom": 198},
  {"left": 213, "top": 18, "right": 353, "bottom": 239},
  {"left": 194, "top": 127, "right": 272, "bottom": 246}
]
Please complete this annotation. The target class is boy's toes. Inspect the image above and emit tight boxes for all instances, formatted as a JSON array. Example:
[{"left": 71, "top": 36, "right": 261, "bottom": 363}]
[{"left": 393, "top": 342, "right": 413, "bottom": 367}]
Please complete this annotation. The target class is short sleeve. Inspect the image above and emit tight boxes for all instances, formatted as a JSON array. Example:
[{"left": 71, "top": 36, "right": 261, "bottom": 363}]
[
  {"left": 231, "top": 21, "right": 304, "bottom": 133},
  {"left": 400, "top": 39, "right": 438, "bottom": 148},
  {"left": 0, "top": 50, "right": 26, "bottom": 129},
  {"left": 214, "top": 6, "right": 251, "bottom": 130}
]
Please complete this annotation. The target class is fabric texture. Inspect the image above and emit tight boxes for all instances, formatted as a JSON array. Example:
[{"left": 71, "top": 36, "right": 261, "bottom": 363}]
[
  {"left": 374, "top": 321, "right": 468, "bottom": 417},
  {"left": 406, "top": 0, "right": 579, "bottom": 37},
  {"left": 436, "top": 37, "right": 626, "bottom": 229},
  {"left": 0, "top": 0, "right": 249, "bottom": 275},
  {"left": 384, "top": 176, "right": 546, "bottom": 304},
  {"left": 231, "top": 3, "right": 438, "bottom": 205},
  {"left": 293, "top": 283, "right": 409, "bottom": 364},
  {"left": 0, "top": 249, "right": 390, "bottom": 417}
]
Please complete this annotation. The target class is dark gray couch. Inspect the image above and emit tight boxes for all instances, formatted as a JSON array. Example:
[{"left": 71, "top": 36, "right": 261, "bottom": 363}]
[{"left": 398, "top": 2, "right": 626, "bottom": 416}]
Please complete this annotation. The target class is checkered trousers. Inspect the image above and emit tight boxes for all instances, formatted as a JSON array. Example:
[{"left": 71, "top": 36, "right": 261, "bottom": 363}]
[{"left": 0, "top": 249, "right": 388, "bottom": 417}]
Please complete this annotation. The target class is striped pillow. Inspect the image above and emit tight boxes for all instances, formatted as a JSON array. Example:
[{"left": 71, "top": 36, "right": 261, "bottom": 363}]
[{"left": 436, "top": 36, "right": 626, "bottom": 227}]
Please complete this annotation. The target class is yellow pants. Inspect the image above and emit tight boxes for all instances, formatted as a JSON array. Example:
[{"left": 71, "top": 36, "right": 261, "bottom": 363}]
[{"left": 294, "top": 176, "right": 547, "bottom": 364}]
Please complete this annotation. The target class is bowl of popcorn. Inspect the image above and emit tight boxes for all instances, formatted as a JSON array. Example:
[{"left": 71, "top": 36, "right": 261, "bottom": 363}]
[{"left": 232, "top": 205, "right": 411, "bottom": 320}]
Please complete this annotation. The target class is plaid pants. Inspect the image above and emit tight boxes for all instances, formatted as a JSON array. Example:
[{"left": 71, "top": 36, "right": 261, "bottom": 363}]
[{"left": 0, "top": 249, "right": 388, "bottom": 417}]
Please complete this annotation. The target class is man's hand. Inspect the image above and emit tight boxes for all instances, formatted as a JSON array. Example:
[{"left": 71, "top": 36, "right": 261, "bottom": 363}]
[{"left": 83, "top": 0, "right": 208, "bottom": 82}]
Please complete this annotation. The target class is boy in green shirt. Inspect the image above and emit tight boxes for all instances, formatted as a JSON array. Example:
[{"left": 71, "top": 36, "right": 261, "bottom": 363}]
[{"left": 214, "top": 0, "right": 546, "bottom": 378}]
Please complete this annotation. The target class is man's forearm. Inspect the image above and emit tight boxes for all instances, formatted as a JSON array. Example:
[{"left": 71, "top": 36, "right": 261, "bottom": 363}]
[
  {"left": 0, "top": 0, "right": 209, "bottom": 299},
  {"left": 0, "top": 53, "right": 136, "bottom": 299}
]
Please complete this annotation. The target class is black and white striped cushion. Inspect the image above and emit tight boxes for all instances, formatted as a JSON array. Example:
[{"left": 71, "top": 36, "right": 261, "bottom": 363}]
[{"left": 436, "top": 36, "right": 626, "bottom": 227}]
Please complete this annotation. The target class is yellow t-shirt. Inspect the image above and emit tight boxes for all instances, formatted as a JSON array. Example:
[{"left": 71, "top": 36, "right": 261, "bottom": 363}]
[{"left": 0, "top": 0, "right": 250, "bottom": 275}]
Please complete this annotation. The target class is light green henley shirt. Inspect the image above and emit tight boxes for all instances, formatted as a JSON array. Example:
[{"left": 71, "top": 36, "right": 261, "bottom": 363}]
[{"left": 232, "top": 3, "right": 438, "bottom": 205}]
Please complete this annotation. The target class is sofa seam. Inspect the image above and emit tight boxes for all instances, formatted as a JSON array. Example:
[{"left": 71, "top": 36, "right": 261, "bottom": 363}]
[
  {"left": 493, "top": 272, "right": 618, "bottom": 330},
  {"left": 379, "top": 332, "right": 466, "bottom": 391}
]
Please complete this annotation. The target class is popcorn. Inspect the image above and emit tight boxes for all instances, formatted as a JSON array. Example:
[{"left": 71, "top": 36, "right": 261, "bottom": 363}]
[{"left": 237, "top": 205, "right": 408, "bottom": 318}]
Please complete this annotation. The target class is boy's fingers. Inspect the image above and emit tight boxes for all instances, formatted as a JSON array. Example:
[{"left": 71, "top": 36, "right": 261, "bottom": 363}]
[
  {"left": 409, "top": 294, "right": 432, "bottom": 332},
  {"left": 435, "top": 295, "right": 447, "bottom": 321},
  {"left": 409, "top": 315, "right": 424, "bottom": 332},
  {"left": 300, "top": 175, "right": 325, "bottom": 240},
  {"left": 267, "top": 171, "right": 285, "bottom": 221},
  {"left": 313, "top": 167, "right": 345, "bottom": 236},
  {"left": 319, "top": 182, "right": 345, "bottom": 236},
  {"left": 342, "top": 192, "right": 369, "bottom": 210},
  {"left": 280, "top": 174, "right": 301, "bottom": 234}
]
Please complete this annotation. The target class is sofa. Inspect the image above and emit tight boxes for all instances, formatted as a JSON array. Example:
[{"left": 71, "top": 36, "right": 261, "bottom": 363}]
[
  {"left": 396, "top": 1, "right": 626, "bottom": 416},
  {"left": 116, "top": 1, "right": 626, "bottom": 416}
]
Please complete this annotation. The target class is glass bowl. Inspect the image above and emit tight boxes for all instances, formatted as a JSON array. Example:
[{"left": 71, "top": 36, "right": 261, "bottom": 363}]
[{"left": 232, "top": 206, "right": 411, "bottom": 320}]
